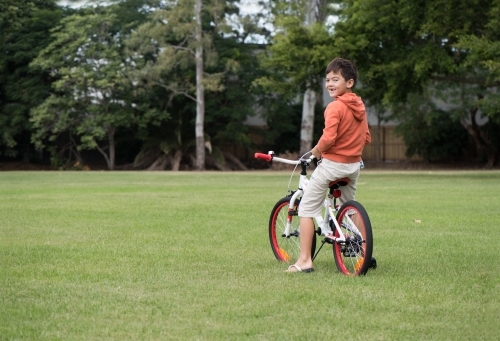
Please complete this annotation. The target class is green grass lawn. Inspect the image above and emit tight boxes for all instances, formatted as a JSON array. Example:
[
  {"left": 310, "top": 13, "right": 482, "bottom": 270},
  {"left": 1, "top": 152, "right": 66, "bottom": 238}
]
[{"left": 1, "top": 170, "right": 500, "bottom": 340}]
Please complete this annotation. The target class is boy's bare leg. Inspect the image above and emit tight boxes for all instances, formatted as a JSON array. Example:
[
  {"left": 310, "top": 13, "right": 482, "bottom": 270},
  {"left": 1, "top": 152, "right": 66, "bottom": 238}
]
[{"left": 286, "top": 217, "right": 315, "bottom": 272}]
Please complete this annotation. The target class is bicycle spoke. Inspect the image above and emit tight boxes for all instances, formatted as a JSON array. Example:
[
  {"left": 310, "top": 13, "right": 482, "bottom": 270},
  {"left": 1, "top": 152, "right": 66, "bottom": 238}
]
[
  {"left": 269, "top": 198, "right": 316, "bottom": 262},
  {"left": 333, "top": 201, "right": 373, "bottom": 275}
]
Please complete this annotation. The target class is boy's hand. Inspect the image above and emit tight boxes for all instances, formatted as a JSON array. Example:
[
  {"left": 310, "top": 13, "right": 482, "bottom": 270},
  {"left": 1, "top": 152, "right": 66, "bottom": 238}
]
[{"left": 311, "top": 147, "right": 321, "bottom": 160}]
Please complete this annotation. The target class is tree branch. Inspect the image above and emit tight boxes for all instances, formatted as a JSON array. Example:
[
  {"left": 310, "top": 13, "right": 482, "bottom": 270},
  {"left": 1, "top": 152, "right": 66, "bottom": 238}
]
[
  {"left": 152, "top": 80, "right": 197, "bottom": 102},
  {"left": 172, "top": 45, "right": 196, "bottom": 57},
  {"left": 95, "top": 143, "right": 111, "bottom": 169}
]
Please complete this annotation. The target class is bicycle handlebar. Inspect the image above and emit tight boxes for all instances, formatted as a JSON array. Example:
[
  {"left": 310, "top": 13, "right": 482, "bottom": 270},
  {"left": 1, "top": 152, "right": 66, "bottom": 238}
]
[
  {"left": 254, "top": 153, "right": 273, "bottom": 162},
  {"left": 254, "top": 152, "right": 315, "bottom": 165}
]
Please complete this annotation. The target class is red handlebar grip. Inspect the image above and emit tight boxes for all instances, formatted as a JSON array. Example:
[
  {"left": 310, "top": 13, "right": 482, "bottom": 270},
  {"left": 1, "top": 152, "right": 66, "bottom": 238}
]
[{"left": 254, "top": 153, "right": 273, "bottom": 162}]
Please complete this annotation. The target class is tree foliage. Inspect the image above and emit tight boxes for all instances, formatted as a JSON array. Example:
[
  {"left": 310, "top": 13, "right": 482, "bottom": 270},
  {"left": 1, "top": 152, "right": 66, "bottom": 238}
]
[
  {"left": 4, "top": 0, "right": 500, "bottom": 169},
  {"left": 30, "top": 4, "right": 169, "bottom": 170},
  {"left": 0, "top": 0, "right": 63, "bottom": 158},
  {"left": 256, "top": 17, "right": 332, "bottom": 98},
  {"left": 254, "top": 0, "right": 335, "bottom": 154},
  {"left": 124, "top": 0, "right": 265, "bottom": 170},
  {"left": 332, "top": 0, "right": 500, "bottom": 166},
  {"left": 393, "top": 92, "right": 469, "bottom": 162}
]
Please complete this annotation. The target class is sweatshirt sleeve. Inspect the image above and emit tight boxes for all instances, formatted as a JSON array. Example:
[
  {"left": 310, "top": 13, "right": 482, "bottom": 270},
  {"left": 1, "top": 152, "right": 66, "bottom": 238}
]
[{"left": 316, "top": 103, "right": 340, "bottom": 152}]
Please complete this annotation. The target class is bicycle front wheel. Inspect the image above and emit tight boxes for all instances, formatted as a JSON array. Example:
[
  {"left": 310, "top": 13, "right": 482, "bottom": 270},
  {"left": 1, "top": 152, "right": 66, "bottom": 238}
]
[
  {"left": 333, "top": 200, "right": 373, "bottom": 275},
  {"left": 269, "top": 197, "right": 316, "bottom": 262}
]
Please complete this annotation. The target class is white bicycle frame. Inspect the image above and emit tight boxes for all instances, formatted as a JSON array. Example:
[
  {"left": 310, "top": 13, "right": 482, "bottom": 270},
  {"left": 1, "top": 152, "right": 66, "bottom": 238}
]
[{"left": 269, "top": 154, "right": 358, "bottom": 244}]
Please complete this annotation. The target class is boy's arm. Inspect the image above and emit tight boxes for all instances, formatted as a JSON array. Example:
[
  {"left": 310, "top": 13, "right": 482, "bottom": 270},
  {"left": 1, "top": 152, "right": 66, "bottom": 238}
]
[
  {"left": 315, "top": 105, "right": 340, "bottom": 155},
  {"left": 311, "top": 146, "right": 321, "bottom": 159}
]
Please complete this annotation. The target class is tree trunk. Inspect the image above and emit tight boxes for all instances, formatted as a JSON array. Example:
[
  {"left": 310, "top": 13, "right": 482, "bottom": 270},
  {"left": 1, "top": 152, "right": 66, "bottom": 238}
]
[
  {"left": 69, "top": 133, "right": 84, "bottom": 165},
  {"left": 222, "top": 151, "right": 248, "bottom": 170},
  {"left": 171, "top": 150, "right": 182, "bottom": 171},
  {"left": 107, "top": 126, "right": 115, "bottom": 170},
  {"left": 147, "top": 154, "right": 169, "bottom": 170},
  {"left": 299, "top": 88, "right": 316, "bottom": 155},
  {"left": 194, "top": 0, "right": 205, "bottom": 171},
  {"left": 299, "top": 0, "right": 318, "bottom": 156},
  {"left": 206, "top": 154, "right": 231, "bottom": 171},
  {"left": 460, "top": 107, "right": 496, "bottom": 168},
  {"left": 306, "top": 0, "right": 316, "bottom": 24},
  {"left": 316, "top": 0, "right": 328, "bottom": 22},
  {"left": 95, "top": 126, "right": 115, "bottom": 170}
]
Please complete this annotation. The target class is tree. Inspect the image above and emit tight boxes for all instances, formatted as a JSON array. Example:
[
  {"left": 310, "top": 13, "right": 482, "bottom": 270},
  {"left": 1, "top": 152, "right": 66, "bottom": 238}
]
[
  {"left": 300, "top": 0, "right": 318, "bottom": 156},
  {"left": 194, "top": 0, "right": 207, "bottom": 170},
  {"left": 332, "top": 0, "right": 500, "bottom": 167},
  {"left": 255, "top": 15, "right": 332, "bottom": 152},
  {"left": 0, "top": 0, "right": 63, "bottom": 160},
  {"left": 393, "top": 91, "right": 469, "bottom": 162},
  {"left": 126, "top": 0, "right": 232, "bottom": 170},
  {"left": 454, "top": 0, "right": 500, "bottom": 166},
  {"left": 256, "top": 0, "right": 334, "bottom": 155},
  {"left": 203, "top": 36, "right": 268, "bottom": 168},
  {"left": 31, "top": 5, "right": 168, "bottom": 169}
]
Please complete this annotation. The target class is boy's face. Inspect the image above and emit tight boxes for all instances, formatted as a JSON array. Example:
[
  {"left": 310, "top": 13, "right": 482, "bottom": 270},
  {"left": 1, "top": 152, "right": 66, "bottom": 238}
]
[{"left": 325, "top": 71, "right": 354, "bottom": 98}]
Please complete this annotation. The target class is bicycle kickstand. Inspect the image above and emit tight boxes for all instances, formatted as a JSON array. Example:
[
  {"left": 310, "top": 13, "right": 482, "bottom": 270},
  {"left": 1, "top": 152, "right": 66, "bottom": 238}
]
[{"left": 312, "top": 236, "right": 334, "bottom": 261}]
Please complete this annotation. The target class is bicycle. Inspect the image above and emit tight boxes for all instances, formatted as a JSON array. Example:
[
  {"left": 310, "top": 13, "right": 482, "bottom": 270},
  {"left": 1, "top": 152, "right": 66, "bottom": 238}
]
[{"left": 255, "top": 151, "right": 376, "bottom": 276}]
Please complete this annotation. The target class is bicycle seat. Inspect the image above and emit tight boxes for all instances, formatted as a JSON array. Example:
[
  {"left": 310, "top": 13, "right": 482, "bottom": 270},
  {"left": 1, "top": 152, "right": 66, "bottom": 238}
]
[
  {"left": 329, "top": 177, "right": 350, "bottom": 197},
  {"left": 328, "top": 177, "right": 350, "bottom": 188}
]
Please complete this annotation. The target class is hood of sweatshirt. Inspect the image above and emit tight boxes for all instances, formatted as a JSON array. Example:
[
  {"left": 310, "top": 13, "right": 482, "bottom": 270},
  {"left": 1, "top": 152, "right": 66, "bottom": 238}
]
[{"left": 335, "top": 93, "right": 366, "bottom": 121}]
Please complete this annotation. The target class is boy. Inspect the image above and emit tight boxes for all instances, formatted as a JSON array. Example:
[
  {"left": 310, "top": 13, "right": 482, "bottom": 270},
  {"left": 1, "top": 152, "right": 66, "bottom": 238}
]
[{"left": 287, "top": 57, "right": 371, "bottom": 273}]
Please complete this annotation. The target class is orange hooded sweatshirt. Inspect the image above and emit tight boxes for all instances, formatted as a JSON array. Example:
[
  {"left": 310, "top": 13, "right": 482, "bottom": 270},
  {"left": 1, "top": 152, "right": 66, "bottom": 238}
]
[{"left": 316, "top": 93, "right": 371, "bottom": 163}]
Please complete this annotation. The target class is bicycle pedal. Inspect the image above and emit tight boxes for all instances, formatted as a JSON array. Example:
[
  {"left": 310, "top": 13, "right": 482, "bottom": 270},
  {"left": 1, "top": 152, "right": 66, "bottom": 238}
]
[
  {"left": 322, "top": 238, "right": 334, "bottom": 245},
  {"left": 287, "top": 210, "right": 298, "bottom": 216}
]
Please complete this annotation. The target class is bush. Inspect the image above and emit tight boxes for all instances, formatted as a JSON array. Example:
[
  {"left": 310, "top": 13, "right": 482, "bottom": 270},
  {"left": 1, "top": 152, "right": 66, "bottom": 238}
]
[{"left": 393, "top": 99, "right": 470, "bottom": 162}]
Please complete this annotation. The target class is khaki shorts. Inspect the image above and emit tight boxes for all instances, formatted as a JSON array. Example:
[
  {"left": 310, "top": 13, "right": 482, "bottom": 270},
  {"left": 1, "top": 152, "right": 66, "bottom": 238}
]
[{"left": 298, "top": 158, "right": 360, "bottom": 218}]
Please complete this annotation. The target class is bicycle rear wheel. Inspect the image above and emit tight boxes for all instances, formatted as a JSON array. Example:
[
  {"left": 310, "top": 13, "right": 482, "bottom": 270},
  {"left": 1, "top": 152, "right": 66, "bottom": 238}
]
[
  {"left": 269, "top": 197, "right": 316, "bottom": 262},
  {"left": 333, "top": 200, "right": 373, "bottom": 275}
]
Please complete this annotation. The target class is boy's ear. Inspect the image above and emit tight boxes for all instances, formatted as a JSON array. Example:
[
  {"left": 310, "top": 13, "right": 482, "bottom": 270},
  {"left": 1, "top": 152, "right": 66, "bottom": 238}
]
[{"left": 347, "top": 79, "right": 354, "bottom": 89}]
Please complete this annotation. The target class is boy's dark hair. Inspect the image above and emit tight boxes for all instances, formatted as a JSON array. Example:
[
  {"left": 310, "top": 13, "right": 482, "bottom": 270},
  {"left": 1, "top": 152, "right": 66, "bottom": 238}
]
[{"left": 325, "top": 58, "right": 358, "bottom": 86}]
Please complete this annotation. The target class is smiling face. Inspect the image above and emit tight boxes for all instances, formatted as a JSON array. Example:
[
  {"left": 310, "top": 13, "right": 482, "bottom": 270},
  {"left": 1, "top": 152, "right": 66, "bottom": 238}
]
[{"left": 325, "top": 71, "right": 354, "bottom": 98}]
